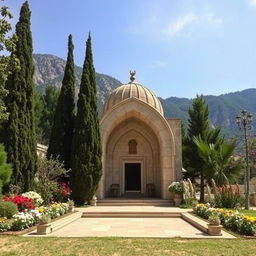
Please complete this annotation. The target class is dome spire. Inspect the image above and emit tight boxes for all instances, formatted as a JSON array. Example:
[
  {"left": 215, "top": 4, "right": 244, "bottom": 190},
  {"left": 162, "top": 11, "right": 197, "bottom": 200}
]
[{"left": 129, "top": 70, "right": 136, "bottom": 83}]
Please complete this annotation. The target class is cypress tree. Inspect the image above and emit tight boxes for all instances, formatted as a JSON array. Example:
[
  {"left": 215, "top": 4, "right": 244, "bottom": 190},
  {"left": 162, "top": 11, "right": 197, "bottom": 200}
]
[
  {"left": 47, "top": 35, "right": 75, "bottom": 169},
  {"left": 71, "top": 34, "right": 102, "bottom": 204},
  {"left": 1, "top": 1, "right": 36, "bottom": 191}
]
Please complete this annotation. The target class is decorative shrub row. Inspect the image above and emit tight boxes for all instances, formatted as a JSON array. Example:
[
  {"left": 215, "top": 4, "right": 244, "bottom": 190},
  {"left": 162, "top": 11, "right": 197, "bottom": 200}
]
[{"left": 194, "top": 203, "right": 256, "bottom": 236}]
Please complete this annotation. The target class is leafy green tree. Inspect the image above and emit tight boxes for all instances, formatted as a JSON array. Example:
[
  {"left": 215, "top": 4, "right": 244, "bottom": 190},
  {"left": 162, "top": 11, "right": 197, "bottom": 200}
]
[
  {"left": 0, "top": 144, "right": 12, "bottom": 197},
  {"left": 47, "top": 35, "right": 75, "bottom": 169},
  {"left": 194, "top": 137, "right": 242, "bottom": 186},
  {"left": 1, "top": 1, "right": 36, "bottom": 191},
  {"left": 183, "top": 95, "right": 222, "bottom": 202},
  {"left": 0, "top": 0, "right": 18, "bottom": 121},
  {"left": 71, "top": 34, "right": 102, "bottom": 204}
]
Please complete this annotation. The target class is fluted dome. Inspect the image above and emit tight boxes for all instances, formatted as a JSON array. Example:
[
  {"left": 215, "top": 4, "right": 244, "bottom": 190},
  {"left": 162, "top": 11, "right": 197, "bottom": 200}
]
[{"left": 103, "top": 82, "right": 163, "bottom": 116}]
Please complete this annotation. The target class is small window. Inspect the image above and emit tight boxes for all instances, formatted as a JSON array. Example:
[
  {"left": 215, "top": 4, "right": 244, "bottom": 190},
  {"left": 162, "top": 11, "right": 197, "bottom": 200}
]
[{"left": 128, "top": 139, "right": 137, "bottom": 154}]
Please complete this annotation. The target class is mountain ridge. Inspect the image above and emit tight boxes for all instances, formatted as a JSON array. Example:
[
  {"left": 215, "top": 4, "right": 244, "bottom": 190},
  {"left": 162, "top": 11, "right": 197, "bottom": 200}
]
[{"left": 33, "top": 53, "right": 256, "bottom": 138}]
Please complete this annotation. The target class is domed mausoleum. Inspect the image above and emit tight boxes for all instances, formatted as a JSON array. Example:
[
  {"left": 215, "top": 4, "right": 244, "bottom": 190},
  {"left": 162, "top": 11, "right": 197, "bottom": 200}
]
[{"left": 97, "top": 72, "right": 182, "bottom": 200}]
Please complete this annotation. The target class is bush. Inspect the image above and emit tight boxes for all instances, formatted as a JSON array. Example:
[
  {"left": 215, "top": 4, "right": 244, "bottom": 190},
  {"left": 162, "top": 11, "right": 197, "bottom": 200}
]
[
  {"left": 52, "top": 182, "right": 71, "bottom": 202},
  {"left": 11, "top": 212, "right": 36, "bottom": 231},
  {"left": 34, "top": 157, "right": 69, "bottom": 204},
  {"left": 36, "top": 156, "right": 68, "bottom": 184},
  {"left": 3, "top": 195, "right": 35, "bottom": 211},
  {"left": 194, "top": 203, "right": 256, "bottom": 236},
  {"left": 0, "top": 144, "right": 12, "bottom": 197},
  {"left": 0, "top": 216, "right": 11, "bottom": 232},
  {"left": 34, "top": 181, "right": 58, "bottom": 205},
  {"left": 0, "top": 201, "right": 18, "bottom": 219},
  {"left": 212, "top": 184, "right": 245, "bottom": 208},
  {"left": 168, "top": 182, "right": 183, "bottom": 194},
  {"left": 22, "top": 191, "right": 43, "bottom": 207}
]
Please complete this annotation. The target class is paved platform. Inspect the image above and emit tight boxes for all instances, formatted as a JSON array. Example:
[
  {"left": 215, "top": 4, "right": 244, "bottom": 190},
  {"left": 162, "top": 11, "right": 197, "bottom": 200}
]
[
  {"left": 50, "top": 217, "right": 210, "bottom": 238},
  {"left": 24, "top": 206, "right": 236, "bottom": 239}
]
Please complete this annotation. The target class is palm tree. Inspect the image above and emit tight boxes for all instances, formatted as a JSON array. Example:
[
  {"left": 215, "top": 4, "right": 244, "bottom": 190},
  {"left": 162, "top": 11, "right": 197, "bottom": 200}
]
[{"left": 194, "top": 137, "right": 242, "bottom": 186}]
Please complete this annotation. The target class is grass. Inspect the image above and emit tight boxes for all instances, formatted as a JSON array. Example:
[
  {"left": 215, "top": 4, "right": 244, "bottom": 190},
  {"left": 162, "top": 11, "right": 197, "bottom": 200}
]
[
  {"left": 0, "top": 236, "right": 256, "bottom": 256},
  {"left": 240, "top": 209, "right": 256, "bottom": 217}
]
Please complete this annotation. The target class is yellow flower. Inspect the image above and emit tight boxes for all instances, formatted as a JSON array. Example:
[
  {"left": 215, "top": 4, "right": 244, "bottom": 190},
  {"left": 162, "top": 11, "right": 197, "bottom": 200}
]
[
  {"left": 0, "top": 217, "right": 7, "bottom": 223},
  {"left": 244, "top": 216, "right": 256, "bottom": 223},
  {"left": 39, "top": 207, "right": 45, "bottom": 213}
]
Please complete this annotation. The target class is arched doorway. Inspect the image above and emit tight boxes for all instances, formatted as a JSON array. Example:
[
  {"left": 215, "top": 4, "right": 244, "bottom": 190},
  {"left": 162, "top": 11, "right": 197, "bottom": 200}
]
[{"left": 104, "top": 118, "right": 160, "bottom": 198}]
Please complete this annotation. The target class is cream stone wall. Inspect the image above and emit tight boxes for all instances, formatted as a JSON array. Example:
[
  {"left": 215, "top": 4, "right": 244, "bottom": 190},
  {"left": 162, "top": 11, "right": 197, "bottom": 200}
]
[
  {"left": 166, "top": 119, "right": 182, "bottom": 181},
  {"left": 105, "top": 118, "right": 161, "bottom": 197}
]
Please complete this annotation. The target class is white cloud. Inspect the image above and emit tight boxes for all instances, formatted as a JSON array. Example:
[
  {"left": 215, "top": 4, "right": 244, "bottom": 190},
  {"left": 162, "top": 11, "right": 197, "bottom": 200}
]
[
  {"left": 249, "top": 0, "right": 256, "bottom": 7},
  {"left": 165, "top": 13, "right": 222, "bottom": 37},
  {"left": 167, "top": 14, "right": 198, "bottom": 36}
]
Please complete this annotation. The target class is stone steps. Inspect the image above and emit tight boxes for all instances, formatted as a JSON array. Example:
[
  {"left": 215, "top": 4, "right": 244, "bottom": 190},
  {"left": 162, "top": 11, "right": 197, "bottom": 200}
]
[
  {"left": 97, "top": 199, "right": 173, "bottom": 207},
  {"left": 82, "top": 211, "right": 180, "bottom": 218},
  {"left": 50, "top": 211, "right": 81, "bottom": 232}
]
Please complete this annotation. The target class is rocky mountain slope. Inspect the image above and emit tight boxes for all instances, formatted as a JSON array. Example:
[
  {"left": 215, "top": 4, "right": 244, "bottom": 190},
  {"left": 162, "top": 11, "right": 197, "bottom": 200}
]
[
  {"left": 33, "top": 54, "right": 256, "bottom": 138},
  {"left": 33, "top": 54, "right": 121, "bottom": 110}
]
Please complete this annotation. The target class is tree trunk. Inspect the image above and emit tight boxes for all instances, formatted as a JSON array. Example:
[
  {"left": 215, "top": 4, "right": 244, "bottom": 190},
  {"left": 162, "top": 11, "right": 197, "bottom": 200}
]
[{"left": 200, "top": 171, "right": 205, "bottom": 202}]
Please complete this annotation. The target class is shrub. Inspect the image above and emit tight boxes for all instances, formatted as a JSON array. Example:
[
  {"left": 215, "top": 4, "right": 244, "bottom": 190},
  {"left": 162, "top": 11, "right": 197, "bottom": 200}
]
[
  {"left": 3, "top": 195, "right": 35, "bottom": 211},
  {"left": 22, "top": 191, "right": 43, "bottom": 207},
  {"left": 0, "top": 144, "right": 12, "bottom": 197},
  {"left": 240, "top": 217, "right": 256, "bottom": 236},
  {"left": 0, "top": 201, "right": 18, "bottom": 219},
  {"left": 0, "top": 217, "right": 11, "bottom": 232},
  {"left": 194, "top": 203, "right": 256, "bottom": 236},
  {"left": 36, "top": 156, "right": 68, "bottom": 184},
  {"left": 168, "top": 182, "right": 183, "bottom": 194},
  {"left": 11, "top": 212, "right": 36, "bottom": 230},
  {"left": 211, "top": 180, "right": 245, "bottom": 208},
  {"left": 34, "top": 157, "right": 69, "bottom": 204},
  {"left": 34, "top": 181, "right": 57, "bottom": 205},
  {"left": 52, "top": 182, "right": 71, "bottom": 202}
]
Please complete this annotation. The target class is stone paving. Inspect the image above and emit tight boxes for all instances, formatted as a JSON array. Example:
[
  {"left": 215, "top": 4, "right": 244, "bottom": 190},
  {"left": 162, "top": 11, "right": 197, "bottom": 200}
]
[
  {"left": 25, "top": 206, "right": 236, "bottom": 239},
  {"left": 51, "top": 217, "right": 209, "bottom": 238}
]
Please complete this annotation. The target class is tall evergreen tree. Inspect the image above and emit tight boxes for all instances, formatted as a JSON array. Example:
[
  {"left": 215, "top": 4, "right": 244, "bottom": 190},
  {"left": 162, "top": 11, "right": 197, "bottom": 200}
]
[
  {"left": 71, "top": 34, "right": 102, "bottom": 204},
  {"left": 47, "top": 35, "right": 75, "bottom": 169},
  {"left": 38, "top": 85, "right": 60, "bottom": 144},
  {"left": 183, "top": 95, "right": 221, "bottom": 202},
  {"left": 0, "top": 1, "right": 36, "bottom": 191}
]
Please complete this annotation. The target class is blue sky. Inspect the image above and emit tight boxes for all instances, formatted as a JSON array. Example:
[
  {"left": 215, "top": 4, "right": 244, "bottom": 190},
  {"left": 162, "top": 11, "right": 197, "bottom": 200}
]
[{"left": 6, "top": 0, "right": 256, "bottom": 98}]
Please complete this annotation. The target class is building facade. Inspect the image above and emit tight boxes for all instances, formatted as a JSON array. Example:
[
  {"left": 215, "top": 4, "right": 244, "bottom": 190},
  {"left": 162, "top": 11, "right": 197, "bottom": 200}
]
[{"left": 97, "top": 73, "right": 182, "bottom": 200}]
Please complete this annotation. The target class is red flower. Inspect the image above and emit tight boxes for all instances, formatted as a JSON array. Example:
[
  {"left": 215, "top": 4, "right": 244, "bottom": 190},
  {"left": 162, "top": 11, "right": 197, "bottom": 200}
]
[{"left": 3, "top": 195, "right": 35, "bottom": 212}]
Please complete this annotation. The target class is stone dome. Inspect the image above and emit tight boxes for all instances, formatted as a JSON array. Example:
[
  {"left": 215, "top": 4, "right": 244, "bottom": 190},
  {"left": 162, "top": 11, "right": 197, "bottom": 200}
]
[{"left": 103, "top": 82, "right": 164, "bottom": 116}]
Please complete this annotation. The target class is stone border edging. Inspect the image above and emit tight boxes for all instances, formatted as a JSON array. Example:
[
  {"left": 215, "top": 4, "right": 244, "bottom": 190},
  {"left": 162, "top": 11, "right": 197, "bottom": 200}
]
[{"left": 181, "top": 212, "right": 236, "bottom": 239}]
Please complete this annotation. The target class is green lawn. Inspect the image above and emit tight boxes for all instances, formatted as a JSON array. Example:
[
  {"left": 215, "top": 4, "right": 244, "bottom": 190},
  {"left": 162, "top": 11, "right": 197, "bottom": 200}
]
[
  {"left": 0, "top": 236, "right": 256, "bottom": 256},
  {"left": 240, "top": 209, "right": 256, "bottom": 217}
]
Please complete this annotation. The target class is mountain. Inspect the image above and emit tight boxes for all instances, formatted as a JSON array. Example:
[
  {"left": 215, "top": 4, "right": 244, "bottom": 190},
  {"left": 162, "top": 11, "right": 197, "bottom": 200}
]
[
  {"left": 33, "top": 54, "right": 256, "bottom": 138},
  {"left": 162, "top": 89, "right": 256, "bottom": 138},
  {"left": 33, "top": 54, "right": 122, "bottom": 111}
]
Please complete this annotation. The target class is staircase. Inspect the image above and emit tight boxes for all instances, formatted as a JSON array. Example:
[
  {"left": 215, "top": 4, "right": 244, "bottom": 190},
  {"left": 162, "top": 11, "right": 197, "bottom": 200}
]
[
  {"left": 82, "top": 211, "right": 180, "bottom": 218},
  {"left": 96, "top": 198, "right": 174, "bottom": 207}
]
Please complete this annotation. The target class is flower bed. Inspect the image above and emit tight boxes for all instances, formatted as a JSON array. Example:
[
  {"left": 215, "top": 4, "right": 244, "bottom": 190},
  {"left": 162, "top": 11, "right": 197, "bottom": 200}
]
[
  {"left": 0, "top": 202, "right": 69, "bottom": 232},
  {"left": 194, "top": 203, "right": 256, "bottom": 236}
]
